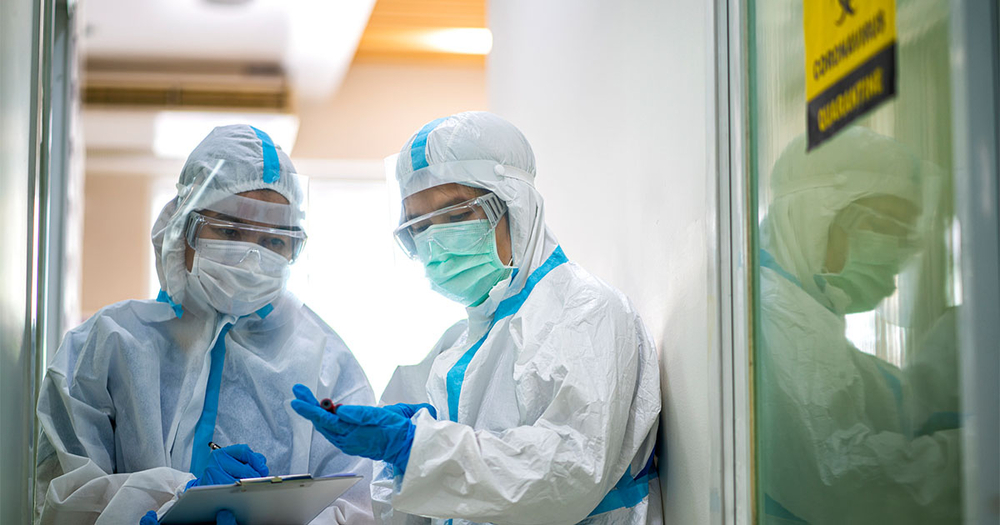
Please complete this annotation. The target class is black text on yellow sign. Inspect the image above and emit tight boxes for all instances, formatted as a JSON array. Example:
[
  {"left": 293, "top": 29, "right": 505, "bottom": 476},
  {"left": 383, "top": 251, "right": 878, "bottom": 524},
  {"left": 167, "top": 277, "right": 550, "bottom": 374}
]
[{"left": 804, "top": 0, "right": 897, "bottom": 150}]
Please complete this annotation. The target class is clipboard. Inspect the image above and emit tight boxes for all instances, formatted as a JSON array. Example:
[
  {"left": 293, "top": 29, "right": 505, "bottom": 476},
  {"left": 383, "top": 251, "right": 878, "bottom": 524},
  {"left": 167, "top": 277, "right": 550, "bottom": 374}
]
[{"left": 159, "top": 474, "right": 362, "bottom": 525}]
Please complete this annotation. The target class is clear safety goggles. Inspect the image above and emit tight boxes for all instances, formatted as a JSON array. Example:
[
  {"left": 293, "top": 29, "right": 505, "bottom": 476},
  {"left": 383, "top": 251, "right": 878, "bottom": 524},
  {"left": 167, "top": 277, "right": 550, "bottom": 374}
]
[
  {"left": 393, "top": 192, "right": 507, "bottom": 259},
  {"left": 169, "top": 159, "right": 310, "bottom": 262},
  {"left": 835, "top": 202, "right": 918, "bottom": 239},
  {"left": 186, "top": 212, "right": 307, "bottom": 262}
]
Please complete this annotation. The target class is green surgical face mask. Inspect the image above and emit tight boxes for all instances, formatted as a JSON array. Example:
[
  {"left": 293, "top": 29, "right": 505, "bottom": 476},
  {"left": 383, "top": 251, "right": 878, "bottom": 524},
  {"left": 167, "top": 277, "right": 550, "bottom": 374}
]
[
  {"left": 413, "top": 219, "right": 512, "bottom": 307},
  {"left": 817, "top": 229, "right": 916, "bottom": 314}
]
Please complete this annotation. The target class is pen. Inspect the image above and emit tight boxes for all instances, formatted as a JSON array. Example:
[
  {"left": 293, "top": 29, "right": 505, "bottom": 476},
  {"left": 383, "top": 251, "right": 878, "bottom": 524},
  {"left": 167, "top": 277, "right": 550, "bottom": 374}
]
[{"left": 208, "top": 441, "right": 222, "bottom": 450}]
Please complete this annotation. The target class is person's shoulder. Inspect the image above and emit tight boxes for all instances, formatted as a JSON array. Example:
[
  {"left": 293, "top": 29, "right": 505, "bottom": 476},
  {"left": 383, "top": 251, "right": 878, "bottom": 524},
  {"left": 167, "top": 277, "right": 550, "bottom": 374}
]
[
  {"left": 295, "top": 304, "right": 351, "bottom": 351},
  {"left": 74, "top": 298, "right": 175, "bottom": 335},
  {"left": 759, "top": 266, "right": 829, "bottom": 316},
  {"left": 524, "top": 261, "right": 635, "bottom": 319},
  {"left": 51, "top": 299, "right": 174, "bottom": 374},
  {"left": 101, "top": 297, "right": 170, "bottom": 315}
]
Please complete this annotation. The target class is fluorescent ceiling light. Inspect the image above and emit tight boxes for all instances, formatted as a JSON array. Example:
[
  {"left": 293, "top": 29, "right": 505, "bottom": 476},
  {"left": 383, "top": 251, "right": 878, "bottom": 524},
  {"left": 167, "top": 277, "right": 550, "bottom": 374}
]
[
  {"left": 420, "top": 28, "right": 493, "bottom": 55},
  {"left": 153, "top": 111, "right": 300, "bottom": 159}
]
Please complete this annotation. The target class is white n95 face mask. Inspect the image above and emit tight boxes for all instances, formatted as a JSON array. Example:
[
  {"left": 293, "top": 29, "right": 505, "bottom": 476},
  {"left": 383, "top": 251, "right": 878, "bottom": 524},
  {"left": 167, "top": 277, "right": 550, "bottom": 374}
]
[{"left": 188, "top": 239, "right": 291, "bottom": 316}]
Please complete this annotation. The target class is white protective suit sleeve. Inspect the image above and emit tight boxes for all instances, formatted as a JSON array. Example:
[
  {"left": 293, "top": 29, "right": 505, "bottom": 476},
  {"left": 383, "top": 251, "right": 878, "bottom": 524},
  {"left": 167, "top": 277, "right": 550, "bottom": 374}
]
[
  {"left": 34, "top": 314, "right": 195, "bottom": 525},
  {"left": 386, "top": 271, "right": 658, "bottom": 525}
]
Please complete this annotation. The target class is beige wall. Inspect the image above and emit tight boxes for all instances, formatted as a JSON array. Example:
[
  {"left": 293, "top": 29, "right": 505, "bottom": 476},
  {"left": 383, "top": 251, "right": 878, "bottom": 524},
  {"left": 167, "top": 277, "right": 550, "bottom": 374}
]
[
  {"left": 294, "top": 60, "right": 487, "bottom": 159},
  {"left": 81, "top": 173, "right": 151, "bottom": 317}
]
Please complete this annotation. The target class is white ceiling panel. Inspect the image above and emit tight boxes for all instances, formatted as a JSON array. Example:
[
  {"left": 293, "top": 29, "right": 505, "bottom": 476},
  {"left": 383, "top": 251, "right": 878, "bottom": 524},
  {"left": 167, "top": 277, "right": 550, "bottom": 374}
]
[
  {"left": 82, "top": 0, "right": 376, "bottom": 100},
  {"left": 84, "top": 0, "right": 291, "bottom": 62}
]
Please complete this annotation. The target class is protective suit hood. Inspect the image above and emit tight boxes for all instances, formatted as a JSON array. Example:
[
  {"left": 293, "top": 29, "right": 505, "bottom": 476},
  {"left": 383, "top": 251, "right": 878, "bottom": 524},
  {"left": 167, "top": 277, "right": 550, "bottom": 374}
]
[
  {"left": 395, "top": 111, "right": 560, "bottom": 330},
  {"left": 151, "top": 124, "right": 304, "bottom": 313},
  {"left": 761, "top": 127, "right": 927, "bottom": 311}
]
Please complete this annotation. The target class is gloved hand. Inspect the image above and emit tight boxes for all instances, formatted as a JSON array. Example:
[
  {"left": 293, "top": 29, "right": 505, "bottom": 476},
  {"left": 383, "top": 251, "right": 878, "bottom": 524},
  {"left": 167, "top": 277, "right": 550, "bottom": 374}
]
[
  {"left": 381, "top": 402, "right": 437, "bottom": 420},
  {"left": 139, "top": 509, "right": 237, "bottom": 524},
  {"left": 187, "top": 444, "right": 269, "bottom": 489},
  {"left": 291, "top": 384, "right": 416, "bottom": 473}
]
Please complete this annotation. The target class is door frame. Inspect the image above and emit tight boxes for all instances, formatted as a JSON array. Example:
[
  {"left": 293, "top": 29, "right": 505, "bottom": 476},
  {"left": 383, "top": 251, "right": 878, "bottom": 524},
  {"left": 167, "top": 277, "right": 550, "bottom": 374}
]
[
  {"left": 950, "top": 1, "right": 1000, "bottom": 522},
  {"left": 714, "top": 0, "right": 753, "bottom": 523}
]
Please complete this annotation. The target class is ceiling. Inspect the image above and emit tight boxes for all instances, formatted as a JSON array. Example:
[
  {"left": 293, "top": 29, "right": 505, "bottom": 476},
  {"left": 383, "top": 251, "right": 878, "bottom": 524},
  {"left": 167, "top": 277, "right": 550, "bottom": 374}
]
[
  {"left": 83, "top": 0, "right": 290, "bottom": 63},
  {"left": 82, "top": 0, "right": 376, "bottom": 100},
  {"left": 354, "top": 0, "right": 488, "bottom": 63},
  {"left": 79, "top": 0, "right": 488, "bottom": 158},
  {"left": 81, "top": 0, "right": 488, "bottom": 97}
]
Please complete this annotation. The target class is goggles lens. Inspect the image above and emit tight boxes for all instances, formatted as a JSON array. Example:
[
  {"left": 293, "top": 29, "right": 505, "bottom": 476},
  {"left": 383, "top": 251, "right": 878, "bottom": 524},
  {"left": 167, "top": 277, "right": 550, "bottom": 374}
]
[
  {"left": 836, "top": 203, "right": 917, "bottom": 239},
  {"left": 186, "top": 212, "right": 307, "bottom": 262},
  {"left": 393, "top": 192, "right": 507, "bottom": 259}
]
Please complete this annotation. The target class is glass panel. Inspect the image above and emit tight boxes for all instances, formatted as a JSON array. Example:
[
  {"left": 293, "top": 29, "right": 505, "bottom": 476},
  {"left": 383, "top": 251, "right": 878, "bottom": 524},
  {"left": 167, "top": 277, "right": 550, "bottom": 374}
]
[{"left": 748, "top": 0, "right": 963, "bottom": 523}]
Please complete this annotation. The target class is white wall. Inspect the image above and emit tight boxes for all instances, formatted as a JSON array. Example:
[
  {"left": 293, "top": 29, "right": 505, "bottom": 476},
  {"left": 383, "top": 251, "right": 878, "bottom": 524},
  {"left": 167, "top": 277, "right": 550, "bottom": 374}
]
[
  {"left": 294, "top": 60, "right": 488, "bottom": 159},
  {"left": 488, "top": 1, "right": 718, "bottom": 522}
]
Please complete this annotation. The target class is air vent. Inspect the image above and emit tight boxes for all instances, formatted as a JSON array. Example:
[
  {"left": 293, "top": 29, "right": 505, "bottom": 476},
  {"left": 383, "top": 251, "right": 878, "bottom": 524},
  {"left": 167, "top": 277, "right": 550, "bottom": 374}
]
[{"left": 83, "top": 59, "right": 290, "bottom": 110}]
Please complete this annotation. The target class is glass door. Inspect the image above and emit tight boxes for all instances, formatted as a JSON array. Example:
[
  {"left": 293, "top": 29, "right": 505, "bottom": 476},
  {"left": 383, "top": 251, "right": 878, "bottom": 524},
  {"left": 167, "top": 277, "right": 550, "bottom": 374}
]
[{"left": 745, "top": 0, "right": 964, "bottom": 523}]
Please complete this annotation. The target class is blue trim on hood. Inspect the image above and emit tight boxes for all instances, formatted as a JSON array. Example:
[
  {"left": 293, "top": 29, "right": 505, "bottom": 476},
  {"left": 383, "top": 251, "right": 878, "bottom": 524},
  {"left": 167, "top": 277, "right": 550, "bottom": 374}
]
[
  {"left": 251, "top": 126, "right": 280, "bottom": 184},
  {"left": 409, "top": 118, "right": 447, "bottom": 172}
]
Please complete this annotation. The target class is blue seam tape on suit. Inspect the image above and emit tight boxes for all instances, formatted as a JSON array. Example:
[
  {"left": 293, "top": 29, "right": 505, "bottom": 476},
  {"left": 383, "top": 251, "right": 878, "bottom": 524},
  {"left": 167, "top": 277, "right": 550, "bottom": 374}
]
[
  {"left": 446, "top": 246, "right": 568, "bottom": 422},
  {"left": 442, "top": 244, "right": 652, "bottom": 518},
  {"left": 760, "top": 249, "right": 803, "bottom": 288},
  {"left": 156, "top": 289, "right": 184, "bottom": 318},
  {"left": 189, "top": 323, "right": 233, "bottom": 476},
  {"left": 186, "top": 304, "right": 272, "bottom": 475},
  {"left": 589, "top": 450, "right": 659, "bottom": 516}
]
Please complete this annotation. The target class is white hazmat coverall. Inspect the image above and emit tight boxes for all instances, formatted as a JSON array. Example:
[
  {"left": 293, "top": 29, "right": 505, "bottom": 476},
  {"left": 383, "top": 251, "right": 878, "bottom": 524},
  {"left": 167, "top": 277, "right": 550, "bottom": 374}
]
[
  {"left": 35, "top": 125, "right": 376, "bottom": 525},
  {"left": 372, "top": 112, "right": 663, "bottom": 525}
]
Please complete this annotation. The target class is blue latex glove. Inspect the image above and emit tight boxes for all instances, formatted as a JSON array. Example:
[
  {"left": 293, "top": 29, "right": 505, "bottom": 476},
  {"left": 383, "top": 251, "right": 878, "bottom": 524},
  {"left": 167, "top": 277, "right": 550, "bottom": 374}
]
[
  {"left": 140, "top": 509, "right": 237, "bottom": 524},
  {"left": 381, "top": 402, "right": 437, "bottom": 420},
  {"left": 291, "top": 384, "right": 416, "bottom": 473},
  {"left": 187, "top": 444, "right": 269, "bottom": 489}
]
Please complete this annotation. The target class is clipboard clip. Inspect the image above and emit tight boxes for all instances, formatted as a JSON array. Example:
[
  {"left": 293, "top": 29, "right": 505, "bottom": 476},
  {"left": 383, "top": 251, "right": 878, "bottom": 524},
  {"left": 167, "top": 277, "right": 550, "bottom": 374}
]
[{"left": 235, "top": 474, "right": 314, "bottom": 486}]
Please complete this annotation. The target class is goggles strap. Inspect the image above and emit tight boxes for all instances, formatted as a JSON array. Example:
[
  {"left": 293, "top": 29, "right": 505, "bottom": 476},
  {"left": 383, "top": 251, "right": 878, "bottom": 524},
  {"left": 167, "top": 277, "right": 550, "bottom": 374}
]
[{"left": 481, "top": 193, "right": 507, "bottom": 227}]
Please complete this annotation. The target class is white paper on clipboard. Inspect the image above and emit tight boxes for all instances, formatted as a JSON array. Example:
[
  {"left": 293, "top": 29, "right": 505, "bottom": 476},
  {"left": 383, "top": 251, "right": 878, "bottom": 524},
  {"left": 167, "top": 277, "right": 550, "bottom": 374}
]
[{"left": 159, "top": 474, "right": 362, "bottom": 525}]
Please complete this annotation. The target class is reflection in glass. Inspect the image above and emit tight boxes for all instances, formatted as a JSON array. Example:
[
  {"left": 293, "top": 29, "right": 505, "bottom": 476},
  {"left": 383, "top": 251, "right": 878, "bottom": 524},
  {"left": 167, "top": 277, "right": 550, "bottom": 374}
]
[
  {"left": 749, "top": 0, "right": 961, "bottom": 523},
  {"left": 756, "top": 128, "right": 960, "bottom": 524}
]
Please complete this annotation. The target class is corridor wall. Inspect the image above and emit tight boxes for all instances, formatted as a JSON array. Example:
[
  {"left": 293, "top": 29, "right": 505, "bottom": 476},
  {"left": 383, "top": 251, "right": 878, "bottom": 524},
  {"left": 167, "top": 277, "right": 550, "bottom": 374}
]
[{"left": 488, "top": 1, "right": 720, "bottom": 522}]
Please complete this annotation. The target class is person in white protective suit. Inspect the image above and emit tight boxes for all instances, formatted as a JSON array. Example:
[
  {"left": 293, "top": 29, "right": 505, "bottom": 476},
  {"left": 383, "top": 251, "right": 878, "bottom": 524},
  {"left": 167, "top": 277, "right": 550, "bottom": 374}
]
[
  {"left": 756, "top": 127, "right": 962, "bottom": 524},
  {"left": 290, "top": 111, "right": 662, "bottom": 525},
  {"left": 34, "top": 125, "right": 376, "bottom": 525}
]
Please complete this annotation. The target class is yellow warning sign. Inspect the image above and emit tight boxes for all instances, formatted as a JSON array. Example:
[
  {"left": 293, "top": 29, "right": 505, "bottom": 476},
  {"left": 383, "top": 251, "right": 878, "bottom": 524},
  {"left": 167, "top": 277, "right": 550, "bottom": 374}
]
[{"left": 804, "top": 0, "right": 897, "bottom": 149}]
